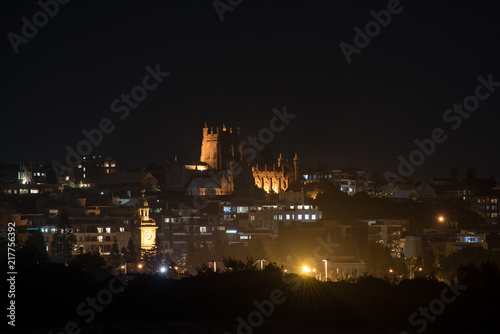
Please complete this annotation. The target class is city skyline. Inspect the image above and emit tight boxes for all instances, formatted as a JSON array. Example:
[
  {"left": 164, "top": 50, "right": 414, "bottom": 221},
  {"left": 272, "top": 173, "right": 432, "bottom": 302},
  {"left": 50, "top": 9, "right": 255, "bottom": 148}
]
[{"left": 2, "top": 0, "right": 499, "bottom": 180}]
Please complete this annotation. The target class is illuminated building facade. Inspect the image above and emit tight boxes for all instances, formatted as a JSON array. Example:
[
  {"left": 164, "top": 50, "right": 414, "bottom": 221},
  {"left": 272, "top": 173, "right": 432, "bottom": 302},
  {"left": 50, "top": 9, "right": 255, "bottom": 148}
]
[
  {"left": 200, "top": 123, "right": 242, "bottom": 170},
  {"left": 18, "top": 162, "right": 46, "bottom": 184},
  {"left": 252, "top": 153, "right": 300, "bottom": 193},
  {"left": 137, "top": 190, "right": 158, "bottom": 250}
]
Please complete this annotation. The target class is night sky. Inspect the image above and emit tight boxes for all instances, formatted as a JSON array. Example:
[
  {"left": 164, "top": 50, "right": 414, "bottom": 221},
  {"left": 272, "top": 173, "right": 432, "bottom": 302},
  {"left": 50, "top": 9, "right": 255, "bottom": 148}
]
[{"left": 2, "top": 0, "right": 499, "bottom": 180}]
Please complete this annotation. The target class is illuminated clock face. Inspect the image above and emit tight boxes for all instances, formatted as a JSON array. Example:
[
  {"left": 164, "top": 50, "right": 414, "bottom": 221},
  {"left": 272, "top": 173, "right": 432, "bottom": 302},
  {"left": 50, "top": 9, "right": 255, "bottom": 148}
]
[{"left": 145, "top": 232, "right": 152, "bottom": 240}]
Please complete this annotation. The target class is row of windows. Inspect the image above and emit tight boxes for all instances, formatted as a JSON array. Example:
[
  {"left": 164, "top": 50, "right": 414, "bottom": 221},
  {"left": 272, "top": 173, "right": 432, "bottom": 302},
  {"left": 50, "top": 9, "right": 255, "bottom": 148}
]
[
  {"left": 477, "top": 198, "right": 499, "bottom": 204},
  {"left": 272, "top": 214, "right": 318, "bottom": 220},
  {"left": 478, "top": 206, "right": 498, "bottom": 211},
  {"left": 96, "top": 227, "right": 125, "bottom": 233}
]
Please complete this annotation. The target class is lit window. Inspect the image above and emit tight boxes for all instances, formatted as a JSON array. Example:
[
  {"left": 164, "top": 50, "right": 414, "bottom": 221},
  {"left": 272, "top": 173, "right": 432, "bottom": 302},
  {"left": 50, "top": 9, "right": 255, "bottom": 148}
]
[
  {"left": 119, "top": 227, "right": 125, "bottom": 232},
  {"left": 237, "top": 206, "right": 248, "bottom": 213},
  {"left": 298, "top": 214, "right": 302, "bottom": 220},
  {"left": 305, "top": 214, "right": 310, "bottom": 220},
  {"left": 83, "top": 167, "right": 86, "bottom": 172},
  {"left": 274, "top": 215, "right": 277, "bottom": 220},
  {"left": 278, "top": 215, "right": 282, "bottom": 220},
  {"left": 200, "top": 227, "right": 207, "bottom": 233},
  {"left": 106, "top": 227, "right": 111, "bottom": 233},
  {"left": 98, "top": 236, "right": 103, "bottom": 242},
  {"left": 97, "top": 227, "right": 103, "bottom": 233},
  {"left": 286, "top": 214, "right": 290, "bottom": 220},
  {"left": 312, "top": 214, "right": 316, "bottom": 220}
]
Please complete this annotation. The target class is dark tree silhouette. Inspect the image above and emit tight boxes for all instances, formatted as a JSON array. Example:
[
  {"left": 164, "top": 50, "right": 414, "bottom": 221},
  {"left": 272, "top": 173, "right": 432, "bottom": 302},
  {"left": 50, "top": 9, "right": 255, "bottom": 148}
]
[
  {"left": 70, "top": 252, "right": 111, "bottom": 281},
  {"left": 109, "top": 238, "right": 122, "bottom": 269},
  {"left": 19, "top": 230, "right": 47, "bottom": 266},
  {"left": 50, "top": 213, "right": 76, "bottom": 264}
]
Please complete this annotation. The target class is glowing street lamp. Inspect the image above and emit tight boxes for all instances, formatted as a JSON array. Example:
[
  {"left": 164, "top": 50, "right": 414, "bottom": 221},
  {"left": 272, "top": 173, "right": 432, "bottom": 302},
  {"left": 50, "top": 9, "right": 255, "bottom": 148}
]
[
  {"left": 160, "top": 266, "right": 167, "bottom": 273},
  {"left": 302, "top": 265, "right": 311, "bottom": 274},
  {"left": 438, "top": 216, "right": 444, "bottom": 223},
  {"left": 323, "top": 259, "right": 329, "bottom": 281}
]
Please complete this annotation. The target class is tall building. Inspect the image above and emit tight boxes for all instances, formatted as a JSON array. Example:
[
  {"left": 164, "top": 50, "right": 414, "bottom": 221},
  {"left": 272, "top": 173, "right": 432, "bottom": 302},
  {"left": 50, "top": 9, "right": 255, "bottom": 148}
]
[{"left": 200, "top": 123, "right": 242, "bottom": 170}]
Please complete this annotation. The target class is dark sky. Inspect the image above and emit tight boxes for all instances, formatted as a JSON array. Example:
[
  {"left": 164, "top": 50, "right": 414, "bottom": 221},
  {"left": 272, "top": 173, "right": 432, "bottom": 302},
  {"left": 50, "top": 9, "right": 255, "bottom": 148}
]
[{"left": 2, "top": 0, "right": 499, "bottom": 180}]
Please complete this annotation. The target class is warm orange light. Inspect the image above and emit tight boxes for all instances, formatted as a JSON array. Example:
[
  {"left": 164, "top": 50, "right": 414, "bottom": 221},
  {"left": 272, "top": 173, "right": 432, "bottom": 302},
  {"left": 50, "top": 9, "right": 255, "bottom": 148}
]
[
  {"left": 302, "top": 265, "right": 311, "bottom": 273},
  {"left": 438, "top": 216, "right": 444, "bottom": 222},
  {"left": 138, "top": 264, "right": 143, "bottom": 269}
]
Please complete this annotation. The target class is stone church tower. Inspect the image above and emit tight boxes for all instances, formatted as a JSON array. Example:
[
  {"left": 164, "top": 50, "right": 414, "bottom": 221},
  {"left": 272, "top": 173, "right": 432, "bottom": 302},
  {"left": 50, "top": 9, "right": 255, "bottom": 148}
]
[{"left": 200, "top": 123, "right": 242, "bottom": 170}]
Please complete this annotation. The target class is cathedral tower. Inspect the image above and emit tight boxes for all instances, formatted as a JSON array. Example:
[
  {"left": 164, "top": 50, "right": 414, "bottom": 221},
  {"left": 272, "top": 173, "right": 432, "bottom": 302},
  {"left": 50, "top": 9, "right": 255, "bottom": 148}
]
[{"left": 200, "top": 123, "right": 242, "bottom": 170}]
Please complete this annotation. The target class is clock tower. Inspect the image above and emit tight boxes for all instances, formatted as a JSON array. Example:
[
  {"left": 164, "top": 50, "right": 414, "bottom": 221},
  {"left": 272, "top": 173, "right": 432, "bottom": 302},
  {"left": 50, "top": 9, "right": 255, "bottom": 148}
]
[{"left": 138, "top": 189, "right": 157, "bottom": 250}]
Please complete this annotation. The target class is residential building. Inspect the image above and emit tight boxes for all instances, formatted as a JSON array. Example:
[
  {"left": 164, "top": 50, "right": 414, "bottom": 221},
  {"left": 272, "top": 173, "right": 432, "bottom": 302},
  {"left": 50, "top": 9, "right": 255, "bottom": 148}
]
[
  {"left": 470, "top": 195, "right": 500, "bottom": 225},
  {"left": 75, "top": 155, "right": 116, "bottom": 187},
  {"left": 18, "top": 162, "right": 47, "bottom": 185}
]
